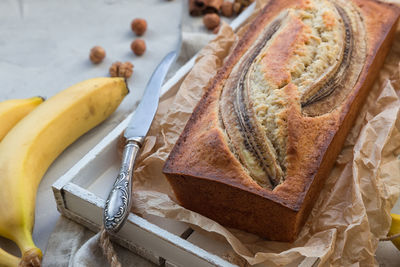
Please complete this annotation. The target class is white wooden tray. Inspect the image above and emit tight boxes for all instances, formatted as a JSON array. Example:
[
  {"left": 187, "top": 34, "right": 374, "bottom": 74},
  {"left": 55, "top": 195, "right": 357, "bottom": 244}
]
[{"left": 52, "top": 4, "right": 320, "bottom": 266}]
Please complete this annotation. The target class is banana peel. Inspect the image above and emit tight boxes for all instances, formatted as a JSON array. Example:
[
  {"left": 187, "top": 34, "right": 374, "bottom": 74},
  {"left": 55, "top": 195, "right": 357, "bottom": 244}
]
[
  {"left": 0, "top": 97, "right": 44, "bottom": 142},
  {"left": 0, "top": 77, "right": 128, "bottom": 266},
  {"left": 0, "top": 97, "right": 44, "bottom": 266},
  {"left": 389, "top": 213, "right": 400, "bottom": 250},
  {"left": 0, "top": 247, "right": 20, "bottom": 267}
]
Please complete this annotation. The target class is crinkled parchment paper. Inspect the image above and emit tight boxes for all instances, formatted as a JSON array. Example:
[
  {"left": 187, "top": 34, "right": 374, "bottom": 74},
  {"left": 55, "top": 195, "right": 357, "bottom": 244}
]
[{"left": 130, "top": 2, "right": 400, "bottom": 266}]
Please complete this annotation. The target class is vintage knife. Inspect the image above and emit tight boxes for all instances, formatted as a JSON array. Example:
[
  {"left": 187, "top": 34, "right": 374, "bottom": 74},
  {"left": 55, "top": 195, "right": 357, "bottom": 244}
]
[{"left": 103, "top": 43, "right": 180, "bottom": 233}]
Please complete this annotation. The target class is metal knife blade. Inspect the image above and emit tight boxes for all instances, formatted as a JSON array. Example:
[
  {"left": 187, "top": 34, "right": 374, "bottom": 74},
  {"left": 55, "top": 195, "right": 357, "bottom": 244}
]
[
  {"left": 124, "top": 50, "right": 178, "bottom": 140},
  {"left": 103, "top": 38, "right": 181, "bottom": 233}
]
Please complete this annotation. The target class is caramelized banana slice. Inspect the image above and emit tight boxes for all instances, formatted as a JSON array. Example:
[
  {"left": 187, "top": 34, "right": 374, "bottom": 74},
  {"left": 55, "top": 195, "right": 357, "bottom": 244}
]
[{"left": 220, "top": 0, "right": 366, "bottom": 189}]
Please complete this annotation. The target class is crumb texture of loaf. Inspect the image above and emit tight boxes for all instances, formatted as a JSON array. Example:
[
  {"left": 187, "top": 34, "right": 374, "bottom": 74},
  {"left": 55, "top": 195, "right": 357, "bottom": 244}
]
[
  {"left": 163, "top": 0, "right": 400, "bottom": 241},
  {"left": 220, "top": 0, "right": 367, "bottom": 189}
]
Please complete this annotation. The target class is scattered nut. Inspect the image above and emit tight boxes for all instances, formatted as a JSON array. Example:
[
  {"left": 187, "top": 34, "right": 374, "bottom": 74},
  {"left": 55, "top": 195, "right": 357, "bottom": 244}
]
[
  {"left": 221, "top": 1, "right": 233, "bottom": 17},
  {"left": 189, "top": 0, "right": 222, "bottom": 16},
  {"left": 117, "top": 131, "right": 126, "bottom": 159},
  {"left": 109, "top": 61, "right": 134, "bottom": 79},
  {"left": 89, "top": 46, "right": 106, "bottom": 64},
  {"left": 131, "top": 18, "right": 147, "bottom": 36},
  {"left": 203, "top": 13, "right": 220, "bottom": 30},
  {"left": 131, "top": 39, "right": 146, "bottom": 56},
  {"left": 236, "top": 0, "right": 254, "bottom": 8},
  {"left": 233, "top": 2, "right": 241, "bottom": 15},
  {"left": 233, "top": 0, "right": 254, "bottom": 14}
]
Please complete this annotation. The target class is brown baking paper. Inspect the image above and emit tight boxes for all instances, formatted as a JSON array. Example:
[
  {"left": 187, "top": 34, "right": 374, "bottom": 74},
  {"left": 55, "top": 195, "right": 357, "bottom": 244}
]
[{"left": 130, "top": 2, "right": 400, "bottom": 266}]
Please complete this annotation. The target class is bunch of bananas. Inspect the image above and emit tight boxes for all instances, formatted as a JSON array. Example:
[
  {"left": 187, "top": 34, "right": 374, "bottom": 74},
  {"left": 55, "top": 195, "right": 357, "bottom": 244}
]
[
  {"left": 0, "top": 97, "right": 44, "bottom": 142},
  {"left": 0, "top": 78, "right": 128, "bottom": 266},
  {"left": 389, "top": 213, "right": 400, "bottom": 250}
]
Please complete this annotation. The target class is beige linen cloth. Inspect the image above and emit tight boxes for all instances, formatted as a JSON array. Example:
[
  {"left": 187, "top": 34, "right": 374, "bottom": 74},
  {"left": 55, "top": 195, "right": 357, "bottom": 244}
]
[{"left": 44, "top": 1, "right": 400, "bottom": 266}]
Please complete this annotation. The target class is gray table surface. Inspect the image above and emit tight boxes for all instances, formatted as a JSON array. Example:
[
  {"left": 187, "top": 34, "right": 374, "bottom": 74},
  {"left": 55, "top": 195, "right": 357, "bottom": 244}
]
[
  {"left": 0, "top": 0, "right": 400, "bottom": 266},
  {"left": 0, "top": 0, "right": 183, "bottom": 256},
  {"left": 0, "top": 0, "right": 217, "bottom": 261}
]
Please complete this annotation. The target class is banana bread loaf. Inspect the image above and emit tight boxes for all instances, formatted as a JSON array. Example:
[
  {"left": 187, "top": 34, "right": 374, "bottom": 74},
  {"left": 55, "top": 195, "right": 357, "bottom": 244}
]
[{"left": 163, "top": 0, "right": 400, "bottom": 241}]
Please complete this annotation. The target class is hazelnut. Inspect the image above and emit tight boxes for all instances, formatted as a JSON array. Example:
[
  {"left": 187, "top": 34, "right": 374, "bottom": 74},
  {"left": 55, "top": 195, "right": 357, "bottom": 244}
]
[
  {"left": 109, "top": 61, "right": 134, "bottom": 79},
  {"left": 131, "top": 18, "right": 147, "bottom": 36},
  {"left": 89, "top": 46, "right": 106, "bottom": 64},
  {"left": 203, "top": 13, "right": 220, "bottom": 30},
  {"left": 233, "top": 2, "right": 242, "bottom": 15},
  {"left": 240, "top": 0, "right": 254, "bottom": 7},
  {"left": 221, "top": 1, "right": 233, "bottom": 17},
  {"left": 131, "top": 39, "right": 146, "bottom": 56}
]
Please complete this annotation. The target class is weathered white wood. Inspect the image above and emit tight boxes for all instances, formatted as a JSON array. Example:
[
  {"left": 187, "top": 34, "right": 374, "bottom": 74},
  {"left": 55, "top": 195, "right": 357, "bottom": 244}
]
[
  {"left": 60, "top": 182, "right": 235, "bottom": 266},
  {"left": 52, "top": 3, "right": 319, "bottom": 266}
]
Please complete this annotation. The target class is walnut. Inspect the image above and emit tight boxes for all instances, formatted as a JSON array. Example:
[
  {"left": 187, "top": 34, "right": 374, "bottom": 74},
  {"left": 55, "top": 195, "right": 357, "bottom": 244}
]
[
  {"left": 109, "top": 61, "right": 134, "bottom": 79},
  {"left": 131, "top": 39, "right": 146, "bottom": 56},
  {"left": 117, "top": 131, "right": 126, "bottom": 159},
  {"left": 89, "top": 46, "right": 106, "bottom": 64},
  {"left": 131, "top": 18, "right": 147, "bottom": 36},
  {"left": 189, "top": 0, "right": 223, "bottom": 16},
  {"left": 203, "top": 13, "right": 220, "bottom": 30},
  {"left": 221, "top": 1, "right": 233, "bottom": 17}
]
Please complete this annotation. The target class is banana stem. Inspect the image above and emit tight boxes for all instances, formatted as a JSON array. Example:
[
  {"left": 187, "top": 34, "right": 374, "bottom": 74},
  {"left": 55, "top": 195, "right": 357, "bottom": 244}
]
[
  {"left": 12, "top": 230, "right": 42, "bottom": 267},
  {"left": 19, "top": 248, "right": 41, "bottom": 267}
]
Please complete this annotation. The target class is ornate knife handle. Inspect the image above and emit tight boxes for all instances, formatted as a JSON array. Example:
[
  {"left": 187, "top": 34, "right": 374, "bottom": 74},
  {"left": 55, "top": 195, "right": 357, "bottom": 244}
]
[{"left": 103, "top": 137, "right": 143, "bottom": 233}]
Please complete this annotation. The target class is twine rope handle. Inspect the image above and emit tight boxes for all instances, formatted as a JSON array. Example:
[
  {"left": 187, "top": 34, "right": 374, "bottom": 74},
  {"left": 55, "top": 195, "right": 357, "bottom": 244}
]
[
  {"left": 379, "top": 232, "right": 400, "bottom": 241},
  {"left": 99, "top": 226, "right": 122, "bottom": 267}
]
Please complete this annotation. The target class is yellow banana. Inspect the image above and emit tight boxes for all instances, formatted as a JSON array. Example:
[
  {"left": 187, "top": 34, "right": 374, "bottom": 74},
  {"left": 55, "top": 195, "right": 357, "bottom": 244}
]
[
  {"left": 0, "top": 97, "right": 44, "bottom": 142},
  {"left": 0, "top": 77, "right": 128, "bottom": 266},
  {"left": 389, "top": 213, "right": 400, "bottom": 250},
  {"left": 0, "top": 248, "right": 20, "bottom": 267}
]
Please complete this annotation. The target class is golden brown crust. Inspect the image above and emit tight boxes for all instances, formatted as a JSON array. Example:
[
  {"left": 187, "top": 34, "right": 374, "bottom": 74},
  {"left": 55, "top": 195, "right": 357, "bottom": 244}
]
[
  {"left": 163, "top": 0, "right": 400, "bottom": 241},
  {"left": 261, "top": 15, "right": 310, "bottom": 88}
]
